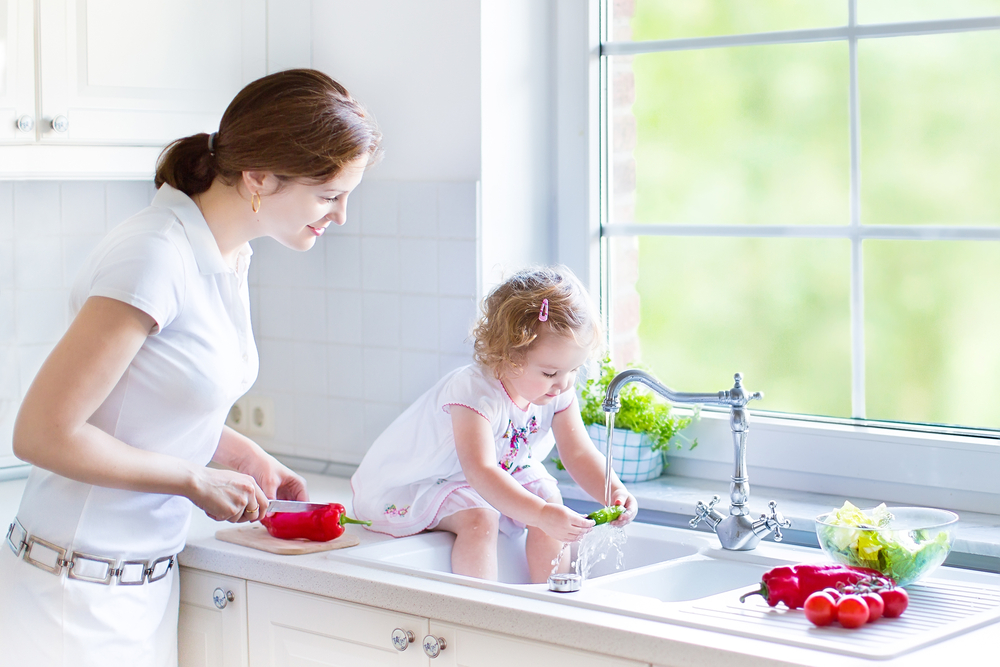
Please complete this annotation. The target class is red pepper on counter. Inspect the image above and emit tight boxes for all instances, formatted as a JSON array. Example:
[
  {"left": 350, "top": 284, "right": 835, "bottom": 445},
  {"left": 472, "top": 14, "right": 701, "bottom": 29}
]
[
  {"left": 261, "top": 502, "right": 371, "bottom": 542},
  {"left": 739, "top": 563, "right": 892, "bottom": 609}
]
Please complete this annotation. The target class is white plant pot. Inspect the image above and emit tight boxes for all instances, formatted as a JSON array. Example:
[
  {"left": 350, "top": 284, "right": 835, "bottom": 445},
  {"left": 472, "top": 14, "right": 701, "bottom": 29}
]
[{"left": 586, "top": 423, "right": 664, "bottom": 483}]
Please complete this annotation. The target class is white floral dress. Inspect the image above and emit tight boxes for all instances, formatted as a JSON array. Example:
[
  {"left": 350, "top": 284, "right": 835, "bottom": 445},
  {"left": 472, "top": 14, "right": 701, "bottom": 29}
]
[{"left": 351, "top": 364, "right": 574, "bottom": 537}]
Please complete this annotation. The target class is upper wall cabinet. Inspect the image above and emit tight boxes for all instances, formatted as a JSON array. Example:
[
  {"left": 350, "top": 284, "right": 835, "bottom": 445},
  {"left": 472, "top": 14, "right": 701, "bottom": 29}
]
[
  {"left": 0, "top": 0, "right": 36, "bottom": 143},
  {"left": 0, "top": 0, "right": 270, "bottom": 178}
]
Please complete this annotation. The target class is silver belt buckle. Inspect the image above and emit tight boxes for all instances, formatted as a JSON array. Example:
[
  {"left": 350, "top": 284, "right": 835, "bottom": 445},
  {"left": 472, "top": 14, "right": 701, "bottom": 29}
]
[
  {"left": 117, "top": 559, "right": 148, "bottom": 586},
  {"left": 6, "top": 518, "right": 27, "bottom": 557},
  {"left": 66, "top": 551, "right": 117, "bottom": 585},
  {"left": 146, "top": 555, "right": 174, "bottom": 583},
  {"left": 23, "top": 535, "right": 67, "bottom": 575}
]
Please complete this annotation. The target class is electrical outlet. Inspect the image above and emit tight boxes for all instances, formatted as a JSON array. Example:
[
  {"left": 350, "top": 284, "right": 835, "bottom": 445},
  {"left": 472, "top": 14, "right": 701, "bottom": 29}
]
[
  {"left": 226, "top": 396, "right": 250, "bottom": 434},
  {"left": 245, "top": 395, "right": 275, "bottom": 438}
]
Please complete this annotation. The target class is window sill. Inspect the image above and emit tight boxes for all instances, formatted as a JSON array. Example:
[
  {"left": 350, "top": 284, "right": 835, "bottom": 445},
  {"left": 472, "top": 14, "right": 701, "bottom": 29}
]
[{"left": 646, "top": 408, "right": 1000, "bottom": 516}]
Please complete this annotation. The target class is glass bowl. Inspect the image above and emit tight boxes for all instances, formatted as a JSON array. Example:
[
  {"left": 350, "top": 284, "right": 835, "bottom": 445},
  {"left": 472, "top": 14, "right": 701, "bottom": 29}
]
[{"left": 815, "top": 506, "right": 958, "bottom": 587}]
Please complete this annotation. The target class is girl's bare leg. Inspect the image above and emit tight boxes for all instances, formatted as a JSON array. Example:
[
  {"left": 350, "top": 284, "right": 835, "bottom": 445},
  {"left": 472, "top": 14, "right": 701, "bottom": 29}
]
[
  {"left": 526, "top": 496, "right": 571, "bottom": 584},
  {"left": 433, "top": 508, "right": 500, "bottom": 580}
]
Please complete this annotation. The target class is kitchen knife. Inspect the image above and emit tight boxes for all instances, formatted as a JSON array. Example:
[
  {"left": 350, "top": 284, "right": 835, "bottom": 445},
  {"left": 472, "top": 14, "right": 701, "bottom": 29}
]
[{"left": 263, "top": 500, "right": 331, "bottom": 516}]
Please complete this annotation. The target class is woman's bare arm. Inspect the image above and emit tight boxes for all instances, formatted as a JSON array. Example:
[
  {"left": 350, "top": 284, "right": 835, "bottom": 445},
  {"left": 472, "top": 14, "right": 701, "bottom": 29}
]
[{"left": 14, "top": 296, "right": 266, "bottom": 522}]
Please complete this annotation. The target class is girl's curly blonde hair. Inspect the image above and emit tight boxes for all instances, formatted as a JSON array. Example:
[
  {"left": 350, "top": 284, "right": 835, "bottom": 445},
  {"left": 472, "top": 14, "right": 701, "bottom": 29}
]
[{"left": 472, "top": 266, "right": 603, "bottom": 378}]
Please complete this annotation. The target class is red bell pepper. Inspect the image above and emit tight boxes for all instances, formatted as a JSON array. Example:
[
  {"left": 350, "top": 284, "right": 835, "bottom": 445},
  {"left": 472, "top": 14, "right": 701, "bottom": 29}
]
[
  {"left": 739, "top": 563, "right": 892, "bottom": 609},
  {"left": 261, "top": 502, "right": 371, "bottom": 542}
]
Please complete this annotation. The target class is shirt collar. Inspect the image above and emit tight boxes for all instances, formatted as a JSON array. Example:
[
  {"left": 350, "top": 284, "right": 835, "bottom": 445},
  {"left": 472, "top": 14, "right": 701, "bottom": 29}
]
[{"left": 151, "top": 183, "right": 253, "bottom": 275}]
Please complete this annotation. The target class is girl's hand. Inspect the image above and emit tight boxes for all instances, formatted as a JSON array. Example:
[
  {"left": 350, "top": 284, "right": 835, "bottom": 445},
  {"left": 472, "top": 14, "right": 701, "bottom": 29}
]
[
  {"left": 189, "top": 467, "right": 269, "bottom": 524},
  {"left": 536, "top": 503, "right": 595, "bottom": 542},
  {"left": 609, "top": 490, "right": 638, "bottom": 528}
]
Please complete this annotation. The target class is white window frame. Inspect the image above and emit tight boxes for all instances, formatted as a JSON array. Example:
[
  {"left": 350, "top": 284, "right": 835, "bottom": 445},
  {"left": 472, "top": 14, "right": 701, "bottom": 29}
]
[{"left": 554, "top": 0, "right": 1000, "bottom": 515}]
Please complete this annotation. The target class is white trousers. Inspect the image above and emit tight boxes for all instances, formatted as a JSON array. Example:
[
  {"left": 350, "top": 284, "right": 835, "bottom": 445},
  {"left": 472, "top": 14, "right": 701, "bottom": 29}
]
[{"left": 0, "top": 546, "right": 179, "bottom": 667}]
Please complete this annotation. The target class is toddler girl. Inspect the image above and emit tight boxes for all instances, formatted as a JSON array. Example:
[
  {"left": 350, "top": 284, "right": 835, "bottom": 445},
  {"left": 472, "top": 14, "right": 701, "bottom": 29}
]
[{"left": 351, "top": 266, "right": 637, "bottom": 582}]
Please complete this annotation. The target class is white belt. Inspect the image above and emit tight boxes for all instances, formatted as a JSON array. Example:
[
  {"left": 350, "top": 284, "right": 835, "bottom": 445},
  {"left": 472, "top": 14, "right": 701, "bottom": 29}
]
[{"left": 5, "top": 517, "right": 174, "bottom": 586}]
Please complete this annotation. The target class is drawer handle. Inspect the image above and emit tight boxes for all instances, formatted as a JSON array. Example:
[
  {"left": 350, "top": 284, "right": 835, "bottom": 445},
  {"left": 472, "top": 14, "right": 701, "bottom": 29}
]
[
  {"left": 17, "top": 116, "right": 34, "bottom": 133},
  {"left": 422, "top": 635, "right": 447, "bottom": 658},
  {"left": 212, "top": 587, "right": 234, "bottom": 609},
  {"left": 51, "top": 115, "right": 69, "bottom": 133},
  {"left": 391, "top": 628, "right": 414, "bottom": 651}
]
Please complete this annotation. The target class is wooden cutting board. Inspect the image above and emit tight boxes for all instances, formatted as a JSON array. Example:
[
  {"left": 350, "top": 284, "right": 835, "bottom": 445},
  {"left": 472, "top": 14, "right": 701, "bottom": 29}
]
[{"left": 215, "top": 524, "right": 361, "bottom": 555}]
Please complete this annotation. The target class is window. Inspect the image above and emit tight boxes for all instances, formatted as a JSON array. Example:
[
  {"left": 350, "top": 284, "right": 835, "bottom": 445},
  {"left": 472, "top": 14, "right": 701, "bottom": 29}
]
[{"left": 602, "top": 1, "right": 1000, "bottom": 434}]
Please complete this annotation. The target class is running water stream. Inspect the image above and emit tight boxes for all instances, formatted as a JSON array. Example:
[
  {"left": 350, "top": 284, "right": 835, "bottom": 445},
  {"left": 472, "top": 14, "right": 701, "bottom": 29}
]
[
  {"left": 604, "top": 412, "right": 615, "bottom": 506},
  {"left": 550, "top": 412, "right": 628, "bottom": 584}
]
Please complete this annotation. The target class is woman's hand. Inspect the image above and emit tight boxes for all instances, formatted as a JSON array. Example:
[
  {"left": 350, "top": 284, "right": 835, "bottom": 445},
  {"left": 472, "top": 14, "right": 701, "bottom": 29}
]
[
  {"left": 211, "top": 426, "right": 309, "bottom": 522},
  {"left": 189, "top": 467, "right": 269, "bottom": 523},
  {"left": 608, "top": 490, "right": 638, "bottom": 528},
  {"left": 535, "top": 503, "right": 594, "bottom": 542},
  {"left": 238, "top": 451, "right": 308, "bottom": 504}
]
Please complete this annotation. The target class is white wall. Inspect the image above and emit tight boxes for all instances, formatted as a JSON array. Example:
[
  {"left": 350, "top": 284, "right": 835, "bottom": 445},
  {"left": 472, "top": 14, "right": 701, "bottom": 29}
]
[
  {"left": 311, "top": 0, "right": 482, "bottom": 183},
  {"left": 480, "top": 0, "right": 557, "bottom": 290}
]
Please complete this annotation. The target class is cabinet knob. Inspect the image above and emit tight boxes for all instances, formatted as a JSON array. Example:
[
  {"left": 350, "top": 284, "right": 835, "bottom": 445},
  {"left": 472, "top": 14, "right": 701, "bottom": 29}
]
[
  {"left": 422, "top": 635, "right": 447, "bottom": 658},
  {"left": 390, "top": 628, "right": 414, "bottom": 651},
  {"left": 51, "top": 115, "right": 69, "bottom": 133},
  {"left": 16, "top": 116, "right": 34, "bottom": 133},
  {"left": 212, "top": 587, "right": 235, "bottom": 609}
]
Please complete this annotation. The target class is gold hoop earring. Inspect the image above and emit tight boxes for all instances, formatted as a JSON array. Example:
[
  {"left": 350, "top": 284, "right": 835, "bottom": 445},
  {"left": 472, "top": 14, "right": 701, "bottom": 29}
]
[{"left": 251, "top": 192, "right": 261, "bottom": 213}]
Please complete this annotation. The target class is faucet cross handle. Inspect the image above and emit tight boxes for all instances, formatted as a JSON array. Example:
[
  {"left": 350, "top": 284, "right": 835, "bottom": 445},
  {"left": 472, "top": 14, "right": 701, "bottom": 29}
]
[
  {"left": 689, "top": 494, "right": 722, "bottom": 529},
  {"left": 760, "top": 500, "right": 791, "bottom": 542}
]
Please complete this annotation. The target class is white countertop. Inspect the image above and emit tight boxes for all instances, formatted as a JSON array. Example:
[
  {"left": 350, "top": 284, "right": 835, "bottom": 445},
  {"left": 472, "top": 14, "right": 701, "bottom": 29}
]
[{"left": 4, "top": 471, "right": 1000, "bottom": 666}]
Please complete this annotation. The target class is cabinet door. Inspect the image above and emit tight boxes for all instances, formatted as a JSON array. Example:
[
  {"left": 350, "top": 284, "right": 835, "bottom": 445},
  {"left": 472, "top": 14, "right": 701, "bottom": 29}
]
[
  {"left": 0, "top": 0, "right": 35, "bottom": 143},
  {"left": 248, "top": 582, "right": 429, "bottom": 667},
  {"left": 179, "top": 568, "right": 250, "bottom": 667},
  {"left": 36, "top": 0, "right": 266, "bottom": 145},
  {"left": 427, "top": 621, "right": 649, "bottom": 667}
]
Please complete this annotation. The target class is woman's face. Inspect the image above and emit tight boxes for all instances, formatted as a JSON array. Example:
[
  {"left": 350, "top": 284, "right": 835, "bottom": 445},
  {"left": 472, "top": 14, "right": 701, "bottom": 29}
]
[{"left": 257, "top": 155, "right": 368, "bottom": 251}]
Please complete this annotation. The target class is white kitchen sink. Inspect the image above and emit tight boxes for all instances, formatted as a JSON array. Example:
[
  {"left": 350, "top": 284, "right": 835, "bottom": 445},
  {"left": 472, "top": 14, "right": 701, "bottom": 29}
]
[
  {"left": 329, "top": 521, "right": 703, "bottom": 585},
  {"left": 329, "top": 521, "right": 1000, "bottom": 660}
]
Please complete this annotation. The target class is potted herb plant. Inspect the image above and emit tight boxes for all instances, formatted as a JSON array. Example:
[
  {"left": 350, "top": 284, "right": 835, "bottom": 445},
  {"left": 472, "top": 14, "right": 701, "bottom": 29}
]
[{"left": 572, "top": 357, "right": 698, "bottom": 483}]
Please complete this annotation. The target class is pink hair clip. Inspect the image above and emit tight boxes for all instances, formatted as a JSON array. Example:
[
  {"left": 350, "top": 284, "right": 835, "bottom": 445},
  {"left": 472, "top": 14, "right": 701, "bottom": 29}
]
[{"left": 538, "top": 299, "right": 549, "bottom": 322}]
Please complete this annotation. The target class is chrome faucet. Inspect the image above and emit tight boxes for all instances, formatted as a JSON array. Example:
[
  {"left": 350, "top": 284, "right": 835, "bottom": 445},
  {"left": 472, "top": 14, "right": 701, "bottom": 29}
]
[{"left": 602, "top": 370, "right": 789, "bottom": 551}]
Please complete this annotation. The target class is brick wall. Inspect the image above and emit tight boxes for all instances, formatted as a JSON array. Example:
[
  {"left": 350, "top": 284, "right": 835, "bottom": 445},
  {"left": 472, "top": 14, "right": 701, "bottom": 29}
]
[{"left": 610, "top": 0, "right": 641, "bottom": 367}]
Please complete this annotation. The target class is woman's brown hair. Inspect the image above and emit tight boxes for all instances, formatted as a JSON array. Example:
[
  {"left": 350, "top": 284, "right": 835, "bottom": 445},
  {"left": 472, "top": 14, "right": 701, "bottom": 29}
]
[
  {"left": 155, "top": 69, "right": 382, "bottom": 195},
  {"left": 473, "top": 266, "right": 603, "bottom": 378}
]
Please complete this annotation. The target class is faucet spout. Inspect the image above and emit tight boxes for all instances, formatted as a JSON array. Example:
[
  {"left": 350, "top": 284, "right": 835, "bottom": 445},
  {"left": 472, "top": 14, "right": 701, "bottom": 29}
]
[{"left": 601, "top": 369, "right": 782, "bottom": 551}]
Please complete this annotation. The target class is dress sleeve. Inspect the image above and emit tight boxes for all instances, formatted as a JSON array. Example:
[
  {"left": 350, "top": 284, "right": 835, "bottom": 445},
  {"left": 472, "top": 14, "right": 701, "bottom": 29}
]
[
  {"left": 440, "top": 366, "right": 502, "bottom": 424},
  {"left": 87, "top": 231, "right": 187, "bottom": 335},
  {"left": 554, "top": 386, "right": 577, "bottom": 414}
]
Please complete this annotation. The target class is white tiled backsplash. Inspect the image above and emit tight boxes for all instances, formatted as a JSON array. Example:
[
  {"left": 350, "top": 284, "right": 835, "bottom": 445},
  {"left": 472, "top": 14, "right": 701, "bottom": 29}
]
[{"left": 0, "top": 179, "right": 480, "bottom": 470}]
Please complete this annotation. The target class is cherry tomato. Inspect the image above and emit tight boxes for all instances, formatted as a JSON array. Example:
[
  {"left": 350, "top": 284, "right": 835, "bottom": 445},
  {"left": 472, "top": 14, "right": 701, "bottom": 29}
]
[
  {"left": 804, "top": 591, "right": 838, "bottom": 627},
  {"left": 836, "top": 594, "right": 870, "bottom": 629},
  {"left": 880, "top": 588, "right": 909, "bottom": 618},
  {"left": 860, "top": 593, "right": 884, "bottom": 622}
]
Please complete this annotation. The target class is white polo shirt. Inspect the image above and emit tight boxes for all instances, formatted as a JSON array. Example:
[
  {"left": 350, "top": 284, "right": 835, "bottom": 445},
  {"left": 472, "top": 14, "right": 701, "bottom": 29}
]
[{"left": 16, "top": 184, "right": 258, "bottom": 558}]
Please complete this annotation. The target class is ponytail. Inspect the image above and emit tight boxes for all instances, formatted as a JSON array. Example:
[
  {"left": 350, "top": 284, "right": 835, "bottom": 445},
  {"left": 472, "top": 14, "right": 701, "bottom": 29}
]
[{"left": 155, "top": 133, "right": 218, "bottom": 196}]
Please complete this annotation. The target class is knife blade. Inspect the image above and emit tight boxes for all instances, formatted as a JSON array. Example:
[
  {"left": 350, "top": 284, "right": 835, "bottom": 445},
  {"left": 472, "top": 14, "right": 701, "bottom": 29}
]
[{"left": 263, "top": 500, "right": 331, "bottom": 516}]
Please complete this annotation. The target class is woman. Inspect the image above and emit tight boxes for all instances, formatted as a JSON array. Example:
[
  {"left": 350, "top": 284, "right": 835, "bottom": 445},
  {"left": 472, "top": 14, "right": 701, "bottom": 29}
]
[{"left": 1, "top": 69, "right": 382, "bottom": 666}]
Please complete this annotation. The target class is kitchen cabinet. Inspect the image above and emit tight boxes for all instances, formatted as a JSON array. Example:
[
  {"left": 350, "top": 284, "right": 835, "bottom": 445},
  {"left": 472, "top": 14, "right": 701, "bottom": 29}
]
[
  {"left": 179, "top": 568, "right": 249, "bottom": 667},
  {"left": 426, "top": 621, "right": 647, "bottom": 667},
  {"left": 244, "top": 581, "right": 650, "bottom": 667},
  {"left": 247, "top": 582, "right": 429, "bottom": 666},
  {"left": 0, "top": 0, "right": 269, "bottom": 178},
  {"left": 0, "top": 0, "right": 34, "bottom": 143}
]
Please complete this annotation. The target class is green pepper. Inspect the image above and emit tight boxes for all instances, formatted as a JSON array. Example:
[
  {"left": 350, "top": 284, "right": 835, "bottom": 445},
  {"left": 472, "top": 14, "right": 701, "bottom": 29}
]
[{"left": 587, "top": 505, "right": 625, "bottom": 525}]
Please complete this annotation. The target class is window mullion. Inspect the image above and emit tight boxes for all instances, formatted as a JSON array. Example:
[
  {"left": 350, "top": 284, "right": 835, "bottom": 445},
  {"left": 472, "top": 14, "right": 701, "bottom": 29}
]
[{"left": 849, "top": 0, "right": 866, "bottom": 419}]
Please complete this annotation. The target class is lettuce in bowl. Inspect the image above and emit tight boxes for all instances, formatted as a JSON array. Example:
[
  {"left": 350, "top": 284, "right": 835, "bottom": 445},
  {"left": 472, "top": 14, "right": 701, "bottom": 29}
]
[{"left": 815, "top": 501, "right": 958, "bottom": 587}]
